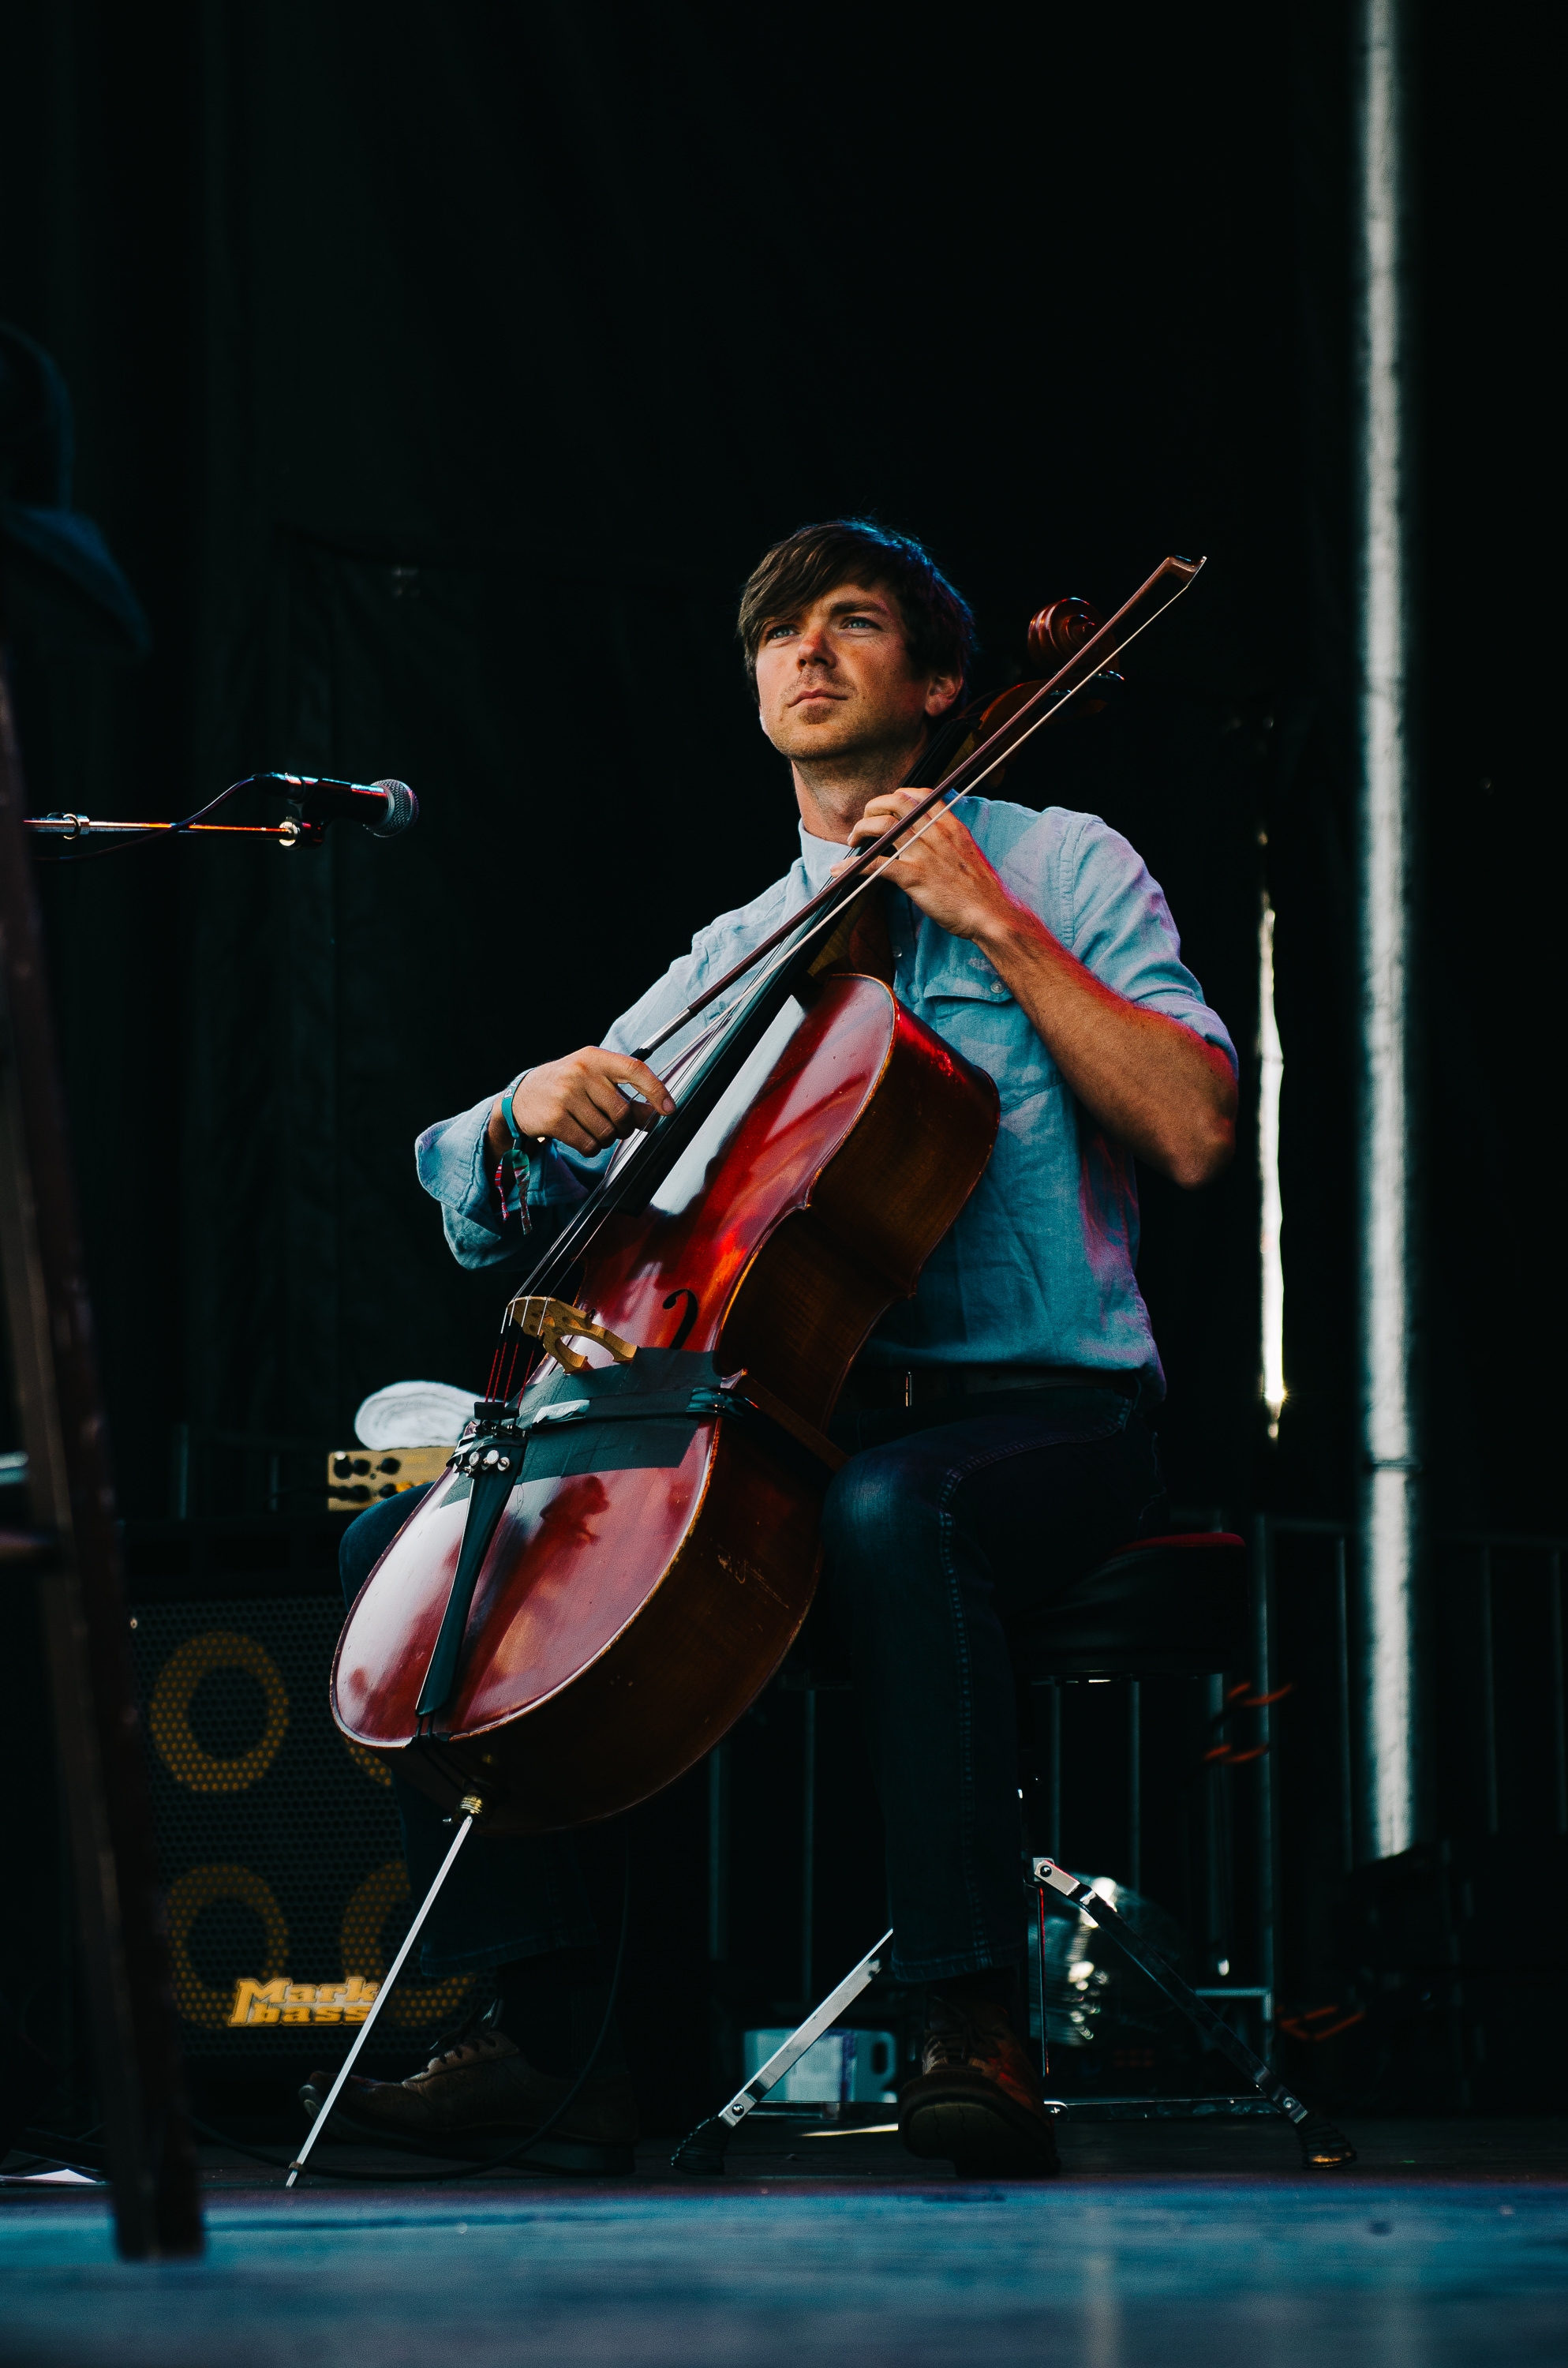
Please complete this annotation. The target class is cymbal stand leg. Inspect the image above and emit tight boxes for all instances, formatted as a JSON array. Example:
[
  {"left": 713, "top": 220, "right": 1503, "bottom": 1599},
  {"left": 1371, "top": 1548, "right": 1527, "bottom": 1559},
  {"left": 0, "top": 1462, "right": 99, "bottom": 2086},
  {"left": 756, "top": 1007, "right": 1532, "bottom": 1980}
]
[{"left": 285, "top": 1797, "right": 485, "bottom": 2188}]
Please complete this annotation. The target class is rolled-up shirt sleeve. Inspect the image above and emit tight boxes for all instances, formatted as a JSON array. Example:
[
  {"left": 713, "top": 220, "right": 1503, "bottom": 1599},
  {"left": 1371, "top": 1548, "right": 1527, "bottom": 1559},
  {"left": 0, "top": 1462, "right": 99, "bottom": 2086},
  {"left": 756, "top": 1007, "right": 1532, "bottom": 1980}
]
[
  {"left": 1060, "top": 812, "right": 1239, "bottom": 1074},
  {"left": 414, "top": 1086, "right": 521, "bottom": 1270}
]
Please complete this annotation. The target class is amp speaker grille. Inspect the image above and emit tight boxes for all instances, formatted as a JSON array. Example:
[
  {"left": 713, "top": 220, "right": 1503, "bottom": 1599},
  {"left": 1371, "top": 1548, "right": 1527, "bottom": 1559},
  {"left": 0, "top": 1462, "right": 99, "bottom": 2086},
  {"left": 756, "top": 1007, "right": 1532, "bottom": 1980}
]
[{"left": 131, "top": 1592, "right": 475, "bottom": 2065}]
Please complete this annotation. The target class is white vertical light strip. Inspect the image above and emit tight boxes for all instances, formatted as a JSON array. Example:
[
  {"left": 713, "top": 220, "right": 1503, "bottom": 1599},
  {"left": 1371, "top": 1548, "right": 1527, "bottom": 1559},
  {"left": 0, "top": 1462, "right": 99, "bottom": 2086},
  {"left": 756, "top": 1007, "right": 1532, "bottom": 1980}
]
[
  {"left": 1356, "top": 0, "right": 1419, "bottom": 1861},
  {"left": 1259, "top": 897, "right": 1285, "bottom": 1437}
]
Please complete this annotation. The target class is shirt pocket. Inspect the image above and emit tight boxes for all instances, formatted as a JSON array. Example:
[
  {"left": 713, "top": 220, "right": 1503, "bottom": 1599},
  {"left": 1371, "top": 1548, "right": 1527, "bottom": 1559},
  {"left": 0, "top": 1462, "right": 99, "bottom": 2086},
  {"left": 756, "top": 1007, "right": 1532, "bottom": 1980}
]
[{"left": 915, "top": 950, "right": 1058, "bottom": 1115}]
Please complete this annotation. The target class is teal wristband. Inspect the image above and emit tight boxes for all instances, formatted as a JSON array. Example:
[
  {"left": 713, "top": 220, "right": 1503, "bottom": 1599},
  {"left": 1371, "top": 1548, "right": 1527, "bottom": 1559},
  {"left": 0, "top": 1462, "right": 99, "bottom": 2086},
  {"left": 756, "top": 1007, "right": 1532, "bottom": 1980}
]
[{"left": 503, "top": 1081, "right": 532, "bottom": 1174}]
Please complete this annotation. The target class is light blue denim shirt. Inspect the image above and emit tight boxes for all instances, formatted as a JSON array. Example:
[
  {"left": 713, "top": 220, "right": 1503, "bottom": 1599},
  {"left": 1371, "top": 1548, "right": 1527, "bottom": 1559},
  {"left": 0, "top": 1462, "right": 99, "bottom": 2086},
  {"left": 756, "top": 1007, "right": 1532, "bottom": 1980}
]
[{"left": 415, "top": 798, "right": 1237, "bottom": 1398}]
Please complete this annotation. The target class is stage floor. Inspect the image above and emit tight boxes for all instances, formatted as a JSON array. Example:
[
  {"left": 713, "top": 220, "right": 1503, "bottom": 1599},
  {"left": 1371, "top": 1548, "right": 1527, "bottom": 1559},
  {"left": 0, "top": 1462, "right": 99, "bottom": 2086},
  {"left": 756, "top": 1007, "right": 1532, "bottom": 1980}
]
[{"left": 4, "top": 2118, "right": 1566, "bottom": 2365}]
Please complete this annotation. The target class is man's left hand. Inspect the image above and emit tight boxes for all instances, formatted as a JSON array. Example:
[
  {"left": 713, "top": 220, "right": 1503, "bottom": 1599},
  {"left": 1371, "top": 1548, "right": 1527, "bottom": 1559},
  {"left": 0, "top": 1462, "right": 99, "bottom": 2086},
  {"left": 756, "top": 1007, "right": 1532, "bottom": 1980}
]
[{"left": 837, "top": 789, "right": 1017, "bottom": 942}]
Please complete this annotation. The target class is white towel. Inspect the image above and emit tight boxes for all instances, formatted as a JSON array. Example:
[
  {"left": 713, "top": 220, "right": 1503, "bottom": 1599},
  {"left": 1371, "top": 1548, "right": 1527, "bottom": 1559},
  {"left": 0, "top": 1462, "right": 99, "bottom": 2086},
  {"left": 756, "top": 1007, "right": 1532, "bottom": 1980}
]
[{"left": 353, "top": 1379, "right": 475, "bottom": 1449}]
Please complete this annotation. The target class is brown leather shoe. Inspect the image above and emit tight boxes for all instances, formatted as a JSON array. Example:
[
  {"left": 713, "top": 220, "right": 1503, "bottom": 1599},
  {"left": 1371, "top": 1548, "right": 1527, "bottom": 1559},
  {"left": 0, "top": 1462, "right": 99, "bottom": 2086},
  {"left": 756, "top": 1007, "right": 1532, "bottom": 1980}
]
[
  {"left": 303, "top": 2028, "right": 638, "bottom": 2173},
  {"left": 899, "top": 1994, "right": 1060, "bottom": 2177}
]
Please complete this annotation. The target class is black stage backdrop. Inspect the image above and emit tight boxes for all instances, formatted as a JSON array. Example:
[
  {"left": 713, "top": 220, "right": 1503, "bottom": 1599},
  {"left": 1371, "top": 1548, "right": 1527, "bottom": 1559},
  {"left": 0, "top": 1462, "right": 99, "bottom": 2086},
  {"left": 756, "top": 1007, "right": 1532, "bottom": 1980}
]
[
  {"left": 0, "top": 4, "right": 1555, "bottom": 1534},
  {"left": 2, "top": 0, "right": 1558, "bottom": 2136}
]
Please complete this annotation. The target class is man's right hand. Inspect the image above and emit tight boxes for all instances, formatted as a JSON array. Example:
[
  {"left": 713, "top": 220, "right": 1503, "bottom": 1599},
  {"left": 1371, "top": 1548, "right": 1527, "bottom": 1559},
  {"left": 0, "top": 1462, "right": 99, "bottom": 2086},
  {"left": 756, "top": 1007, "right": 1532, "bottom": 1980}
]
[{"left": 486, "top": 1049, "right": 676, "bottom": 1164}]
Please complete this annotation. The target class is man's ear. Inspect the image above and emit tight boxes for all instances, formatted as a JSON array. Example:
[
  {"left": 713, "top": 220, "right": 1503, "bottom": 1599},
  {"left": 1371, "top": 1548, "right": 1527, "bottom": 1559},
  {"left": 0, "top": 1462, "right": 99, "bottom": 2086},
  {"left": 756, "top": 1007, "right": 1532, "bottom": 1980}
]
[{"left": 923, "top": 671, "right": 964, "bottom": 719}]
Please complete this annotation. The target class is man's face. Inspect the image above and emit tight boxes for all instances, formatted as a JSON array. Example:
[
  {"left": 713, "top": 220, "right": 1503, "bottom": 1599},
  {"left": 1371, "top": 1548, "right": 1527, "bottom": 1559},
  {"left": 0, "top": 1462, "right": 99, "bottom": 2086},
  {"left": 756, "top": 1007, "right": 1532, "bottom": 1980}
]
[{"left": 753, "top": 580, "right": 961, "bottom": 766}]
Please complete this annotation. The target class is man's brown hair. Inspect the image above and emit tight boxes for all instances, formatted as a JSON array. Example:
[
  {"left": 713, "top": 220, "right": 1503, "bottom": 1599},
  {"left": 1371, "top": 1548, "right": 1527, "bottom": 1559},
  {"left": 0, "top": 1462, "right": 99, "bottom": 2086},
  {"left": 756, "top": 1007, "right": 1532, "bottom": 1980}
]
[{"left": 736, "top": 519, "right": 976, "bottom": 693}]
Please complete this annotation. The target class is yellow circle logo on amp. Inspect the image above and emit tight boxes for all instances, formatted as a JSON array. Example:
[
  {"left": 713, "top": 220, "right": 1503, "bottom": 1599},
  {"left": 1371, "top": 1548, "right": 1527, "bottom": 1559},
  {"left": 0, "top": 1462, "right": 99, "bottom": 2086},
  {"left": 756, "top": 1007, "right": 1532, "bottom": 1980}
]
[
  {"left": 149, "top": 1632, "right": 290, "bottom": 1793},
  {"left": 165, "top": 1863, "right": 289, "bottom": 2030}
]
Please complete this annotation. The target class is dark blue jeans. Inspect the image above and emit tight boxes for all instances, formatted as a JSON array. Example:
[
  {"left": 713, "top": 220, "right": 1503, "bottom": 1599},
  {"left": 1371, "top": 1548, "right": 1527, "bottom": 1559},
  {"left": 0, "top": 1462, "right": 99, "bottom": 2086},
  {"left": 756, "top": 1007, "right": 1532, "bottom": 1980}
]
[{"left": 339, "top": 1384, "right": 1164, "bottom": 1984}]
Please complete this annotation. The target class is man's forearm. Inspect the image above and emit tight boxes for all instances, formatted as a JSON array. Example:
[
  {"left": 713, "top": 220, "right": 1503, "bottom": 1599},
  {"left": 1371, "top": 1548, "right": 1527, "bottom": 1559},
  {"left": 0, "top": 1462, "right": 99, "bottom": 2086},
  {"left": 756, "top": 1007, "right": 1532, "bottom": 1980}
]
[{"left": 973, "top": 900, "right": 1237, "bottom": 1188}]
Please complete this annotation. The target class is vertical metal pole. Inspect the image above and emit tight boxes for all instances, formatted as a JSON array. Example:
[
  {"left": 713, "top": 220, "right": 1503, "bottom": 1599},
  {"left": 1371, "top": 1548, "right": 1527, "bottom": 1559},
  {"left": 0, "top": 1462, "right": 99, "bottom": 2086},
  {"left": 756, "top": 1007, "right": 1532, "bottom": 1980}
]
[
  {"left": 1259, "top": 897, "right": 1286, "bottom": 1437},
  {"left": 1204, "top": 1670, "right": 1225, "bottom": 1973},
  {"left": 1046, "top": 1685, "right": 1061, "bottom": 1861},
  {"left": 1478, "top": 1548, "right": 1498, "bottom": 1838},
  {"left": 1549, "top": 1551, "right": 1566, "bottom": 1838},
  {"left": 706, "top": 1740, "right": 731, "bottom": 1964},
  {"left": 1127, "top": 1680, "right": 1142, "bottom": 1895},
  {"left": 1034, "top": 1887, "right": 1050, "bottom": 2081},
  {"left": 800, "top": 1689, "right": 817, "bottom": 2002},
  {"left": 57, "top": 1763, "right": 76, "bottom": 2114},
  {"left": 0, "top": 678, "right": 201, "bottom": 2257},
  {"left": 1334, "top": 1534, "right": 1355, "bottom": 1873},
  {"left": 169, "top": 1421, "right": 190, "bottom": 1520},
  {"left": 1251, "top": 1514, "right": 1276, "bottom": 2003},
  {"left": 1354, "top": 0, "right": 1422, "bottom": 1865}
]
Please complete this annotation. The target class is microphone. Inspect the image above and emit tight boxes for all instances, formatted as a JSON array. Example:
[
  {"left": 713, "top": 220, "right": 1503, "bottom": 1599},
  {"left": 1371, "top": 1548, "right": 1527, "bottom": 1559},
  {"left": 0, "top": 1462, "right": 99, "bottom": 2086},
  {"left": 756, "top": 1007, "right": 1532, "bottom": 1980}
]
[{"left": 278, "top": 774, "right": 419, "bottom": 839}]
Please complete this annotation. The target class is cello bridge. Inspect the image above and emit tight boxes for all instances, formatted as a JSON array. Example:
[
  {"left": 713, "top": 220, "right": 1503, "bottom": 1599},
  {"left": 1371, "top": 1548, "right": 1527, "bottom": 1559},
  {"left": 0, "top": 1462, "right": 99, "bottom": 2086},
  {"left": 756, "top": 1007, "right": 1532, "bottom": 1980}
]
[{"left": 503, "top": 1294, "right": 638, "bottom": 1375}]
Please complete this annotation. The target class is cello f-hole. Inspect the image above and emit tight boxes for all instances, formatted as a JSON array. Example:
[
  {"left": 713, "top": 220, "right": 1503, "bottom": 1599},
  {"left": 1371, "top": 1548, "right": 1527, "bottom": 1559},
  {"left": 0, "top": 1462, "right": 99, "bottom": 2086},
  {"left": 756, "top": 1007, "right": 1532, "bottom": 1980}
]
[{"left": 662, "top": 1288, "right": 699, "bottom": 1350}]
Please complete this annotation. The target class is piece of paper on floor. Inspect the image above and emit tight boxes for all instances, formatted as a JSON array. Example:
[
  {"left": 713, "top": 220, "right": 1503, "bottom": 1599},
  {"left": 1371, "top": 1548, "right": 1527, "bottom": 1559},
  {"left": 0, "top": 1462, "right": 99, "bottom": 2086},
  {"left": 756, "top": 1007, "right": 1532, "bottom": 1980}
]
[{"left": 2, "top": 2167, "right": 103, "bottom": 2185}]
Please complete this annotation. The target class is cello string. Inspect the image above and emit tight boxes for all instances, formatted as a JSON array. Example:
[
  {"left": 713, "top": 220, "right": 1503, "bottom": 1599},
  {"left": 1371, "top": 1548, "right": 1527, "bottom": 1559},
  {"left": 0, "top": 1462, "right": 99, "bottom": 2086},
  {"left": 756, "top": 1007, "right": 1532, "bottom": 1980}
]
[
  {"left": 604, "top": 684, "right": 1088, "bottom": 1131},
  {"left": 492, "top": 724, "right": 1023, "bottom": 1331},
  {"left": 630, "top": 553, "right": 1199, "bottom": 1065},
  {"left": 502, "top": 603, "right": 1159, "bottom": 1325},
  {"left": 485, "top": 1321, "right": 507, "bottom": 1399},
  {"left": 628, "top": 691, "right": 1069, "bottom": 1064},
  {"left": 492, "top": 557, "right": 1201, "bottom": 1345},
  {"left": 666, "top": 550, "right": 1207, "bottom": 1047},
  {"left": 627, "top": 628, "right": 1119, "bottom": 1070},
  {"left": 638, "top": 715, "right": 1041, "bottom": 1044}
]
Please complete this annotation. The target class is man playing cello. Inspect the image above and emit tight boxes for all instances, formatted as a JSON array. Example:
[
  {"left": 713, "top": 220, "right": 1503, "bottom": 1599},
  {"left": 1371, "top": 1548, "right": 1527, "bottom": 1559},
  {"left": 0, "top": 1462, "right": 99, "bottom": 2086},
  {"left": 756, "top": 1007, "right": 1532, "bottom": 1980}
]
[{"left": 333, "top": 519, "right": 1237, "bottom": 2176}]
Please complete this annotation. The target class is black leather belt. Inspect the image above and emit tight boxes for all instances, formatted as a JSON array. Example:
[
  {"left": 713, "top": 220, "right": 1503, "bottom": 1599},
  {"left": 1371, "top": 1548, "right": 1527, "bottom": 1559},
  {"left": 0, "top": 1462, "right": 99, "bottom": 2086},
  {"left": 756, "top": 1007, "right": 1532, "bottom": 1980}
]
[{"left": 845, "top": 1363, "right": 1142, "bottom": 1412}]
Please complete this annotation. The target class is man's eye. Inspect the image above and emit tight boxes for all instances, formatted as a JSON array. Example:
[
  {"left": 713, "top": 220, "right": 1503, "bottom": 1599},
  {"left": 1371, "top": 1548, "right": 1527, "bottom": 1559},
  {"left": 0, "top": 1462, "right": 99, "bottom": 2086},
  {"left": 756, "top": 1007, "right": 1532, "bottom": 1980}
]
[
  {"left": 840, "top": 614, "right": 876, "bottom": 630},
  {"left": 764, "top": 622, "right": 795, "bottom": 640}
]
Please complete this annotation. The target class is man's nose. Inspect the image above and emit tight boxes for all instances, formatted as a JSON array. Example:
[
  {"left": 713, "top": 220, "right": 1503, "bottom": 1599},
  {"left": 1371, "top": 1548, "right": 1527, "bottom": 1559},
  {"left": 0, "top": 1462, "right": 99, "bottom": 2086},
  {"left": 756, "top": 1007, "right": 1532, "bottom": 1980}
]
[{"left": 795, "top": 628, "right": 835, "bottom": 667}]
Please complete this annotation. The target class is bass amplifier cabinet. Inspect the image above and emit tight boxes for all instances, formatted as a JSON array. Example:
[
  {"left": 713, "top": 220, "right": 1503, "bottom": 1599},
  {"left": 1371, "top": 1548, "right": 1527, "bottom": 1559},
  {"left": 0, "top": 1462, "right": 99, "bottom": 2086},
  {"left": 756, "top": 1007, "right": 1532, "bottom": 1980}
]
[{"left": 125, "top": 1514, "right": 479, "bottom": 2081}]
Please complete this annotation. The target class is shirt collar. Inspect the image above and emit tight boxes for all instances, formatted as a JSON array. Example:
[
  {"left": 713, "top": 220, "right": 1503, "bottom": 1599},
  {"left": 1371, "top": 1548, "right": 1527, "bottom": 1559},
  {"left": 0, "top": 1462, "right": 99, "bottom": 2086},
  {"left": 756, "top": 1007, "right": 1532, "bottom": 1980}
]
[{"left": 797, "top": 820, "right": 847, "bottom": 893}]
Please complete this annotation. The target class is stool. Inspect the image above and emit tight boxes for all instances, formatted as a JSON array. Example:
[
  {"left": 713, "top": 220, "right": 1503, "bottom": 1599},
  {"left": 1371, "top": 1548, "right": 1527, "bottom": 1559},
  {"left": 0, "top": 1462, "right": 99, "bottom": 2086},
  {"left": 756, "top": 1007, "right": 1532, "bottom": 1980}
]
[
  {"left": 1011, "top": 1528, "right": 1249, "bottom": 1678},
  {"left": 1010, "top": 1527, "right": 1249, "bottom": 1893},
  {"left": 675, "top": 1531, "right": 1357, "bottom": 2173}
]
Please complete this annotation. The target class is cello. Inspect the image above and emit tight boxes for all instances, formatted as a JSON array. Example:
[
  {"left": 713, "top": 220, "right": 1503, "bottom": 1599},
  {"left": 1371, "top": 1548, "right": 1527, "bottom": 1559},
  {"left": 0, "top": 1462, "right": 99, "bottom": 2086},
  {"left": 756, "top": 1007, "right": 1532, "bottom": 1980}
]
[{"left": 331, "top": 556, "right": 1203, "bottom": 1835}]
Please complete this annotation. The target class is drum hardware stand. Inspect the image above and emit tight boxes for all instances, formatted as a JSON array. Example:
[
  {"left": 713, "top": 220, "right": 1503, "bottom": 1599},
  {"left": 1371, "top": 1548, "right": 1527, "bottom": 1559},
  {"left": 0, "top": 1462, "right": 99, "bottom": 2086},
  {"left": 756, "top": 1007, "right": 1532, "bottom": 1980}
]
[
  {"left": 285, "top": 1793, "right": 488, "bottom": 2187},
  {"left": 672, "top": 1858, "right": 1357, "bottom": 2175},
  {"left": 0, "top": 675, "right": 203, "bottom": 2255},
  {"left": 1027, "top": 1859, "right": 1356, "bottom": 2166}
]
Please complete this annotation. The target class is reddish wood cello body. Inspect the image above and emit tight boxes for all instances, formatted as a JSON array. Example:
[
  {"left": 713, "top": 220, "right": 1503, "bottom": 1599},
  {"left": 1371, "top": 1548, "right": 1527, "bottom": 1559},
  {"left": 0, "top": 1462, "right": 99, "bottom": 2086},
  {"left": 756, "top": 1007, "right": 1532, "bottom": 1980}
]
[{"left": 333, "top": 971, "right": 999, "bottom": 1833}]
